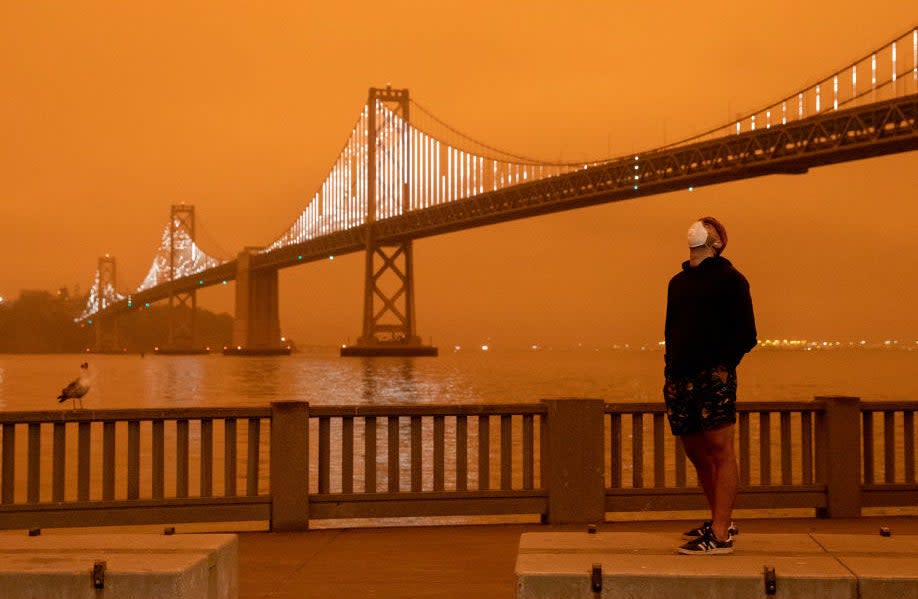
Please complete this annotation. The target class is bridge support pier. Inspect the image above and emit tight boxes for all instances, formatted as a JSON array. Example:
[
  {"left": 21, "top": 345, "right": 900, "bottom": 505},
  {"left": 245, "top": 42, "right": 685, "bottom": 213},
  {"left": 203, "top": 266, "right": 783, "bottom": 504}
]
[
  {"left": 154, "top": 288, "right": 209, "bottom": 355},
  {"left": 225, "top": 249, "right": 290, "bottom": 356},
  {"left": 93, "top": 316, "right": 122, "bottom": 354},
  {"left": 341, "top": 237, "right": 437, "bottom": 357}
]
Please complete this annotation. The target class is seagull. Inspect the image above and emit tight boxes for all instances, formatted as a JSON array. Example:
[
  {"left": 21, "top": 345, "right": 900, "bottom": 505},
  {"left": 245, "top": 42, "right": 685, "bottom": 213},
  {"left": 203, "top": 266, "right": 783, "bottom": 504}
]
[{"left": 57, "top": 362, "right": 91, "bottom": 409}]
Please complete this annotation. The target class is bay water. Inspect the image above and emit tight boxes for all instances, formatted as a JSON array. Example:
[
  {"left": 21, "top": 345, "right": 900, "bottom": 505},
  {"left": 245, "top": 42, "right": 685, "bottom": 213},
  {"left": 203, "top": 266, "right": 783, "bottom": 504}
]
[{"left": 2, "top": 347, "right": 917, "bottom": 412}]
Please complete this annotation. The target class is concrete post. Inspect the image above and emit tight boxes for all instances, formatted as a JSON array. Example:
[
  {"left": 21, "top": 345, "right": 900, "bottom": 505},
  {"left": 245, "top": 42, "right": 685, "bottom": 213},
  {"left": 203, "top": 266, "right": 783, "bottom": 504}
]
[
  {"left": 540, "top": 399, "right": 605, "bottom": 524},
  {"left": 270, "top": 401, "right": 309, "bottom": 531},
  {"left": 815, "top": 396, "right": 861, "bottom": 518}
]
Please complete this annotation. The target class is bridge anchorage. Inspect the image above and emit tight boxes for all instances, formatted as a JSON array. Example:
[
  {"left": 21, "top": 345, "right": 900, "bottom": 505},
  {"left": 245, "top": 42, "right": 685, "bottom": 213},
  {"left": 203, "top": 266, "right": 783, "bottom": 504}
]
[{"left": 341, "top": 87, "right": 437, "bottom": 357}]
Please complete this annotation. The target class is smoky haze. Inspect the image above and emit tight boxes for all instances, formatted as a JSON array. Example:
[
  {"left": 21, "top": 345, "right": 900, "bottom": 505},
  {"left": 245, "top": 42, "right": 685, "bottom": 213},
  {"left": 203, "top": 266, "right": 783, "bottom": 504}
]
[{"left": 1, "top": 3, "right": 916, "bottom": 350}]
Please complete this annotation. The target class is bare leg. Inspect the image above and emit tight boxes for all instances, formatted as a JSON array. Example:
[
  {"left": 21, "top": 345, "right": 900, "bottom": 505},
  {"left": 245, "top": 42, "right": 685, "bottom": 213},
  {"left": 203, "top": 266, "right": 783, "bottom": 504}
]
[
  {"left": 682, "top": 425, "right": 738, "bottom": 541},
  {"left": 681, "top": 433, "right": 716, "bottom": 508},
  {"left": 703, "top": 424, "right": 738, "bottom": 541}
]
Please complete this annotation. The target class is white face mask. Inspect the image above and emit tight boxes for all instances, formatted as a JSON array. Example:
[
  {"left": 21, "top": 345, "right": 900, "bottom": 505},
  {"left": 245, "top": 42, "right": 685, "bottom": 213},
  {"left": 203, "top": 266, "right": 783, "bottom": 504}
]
[{"left": 687, "top": 221, "right": 708, "bottom": 248}]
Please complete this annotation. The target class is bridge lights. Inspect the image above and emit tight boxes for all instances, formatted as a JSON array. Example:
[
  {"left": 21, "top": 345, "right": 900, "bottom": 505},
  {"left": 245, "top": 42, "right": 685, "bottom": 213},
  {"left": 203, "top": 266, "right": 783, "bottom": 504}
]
[{"left": 198, "top": 279, "right": 204, "bottom": 285}]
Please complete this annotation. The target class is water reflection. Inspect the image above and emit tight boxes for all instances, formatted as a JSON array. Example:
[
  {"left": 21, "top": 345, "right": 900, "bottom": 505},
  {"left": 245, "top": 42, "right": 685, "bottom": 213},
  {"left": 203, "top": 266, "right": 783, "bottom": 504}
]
[
  {"left": 360, "top": 358, "right": 419, "bottom": 403},
  {"left": 2, "top": 349, "right": 918, "bottom": 411},
  {"left": 142, "top": 356, "right": 206, "bottom": 406},
  {"left": 230, "top": 357, "right": 282, "bottom": 402}
]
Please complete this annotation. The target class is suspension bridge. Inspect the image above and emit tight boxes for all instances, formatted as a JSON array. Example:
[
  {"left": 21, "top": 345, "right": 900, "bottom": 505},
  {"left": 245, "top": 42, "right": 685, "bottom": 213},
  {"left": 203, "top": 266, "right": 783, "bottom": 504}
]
[{"left": 79, "top": 26, "right": 918, "bottom": 356}]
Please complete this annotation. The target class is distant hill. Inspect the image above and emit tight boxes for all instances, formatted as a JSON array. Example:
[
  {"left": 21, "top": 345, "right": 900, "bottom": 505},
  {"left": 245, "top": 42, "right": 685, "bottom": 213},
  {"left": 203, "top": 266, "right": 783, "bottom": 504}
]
[{"left": 0, "top": 288, "right": 232, "bottom": 353}]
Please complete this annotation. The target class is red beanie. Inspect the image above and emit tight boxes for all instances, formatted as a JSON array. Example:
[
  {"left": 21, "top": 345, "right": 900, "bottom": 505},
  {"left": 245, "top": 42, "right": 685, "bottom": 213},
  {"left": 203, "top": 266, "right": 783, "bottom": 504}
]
[{"left": 699, "top": 216, "right": 727, "bottom": 254}]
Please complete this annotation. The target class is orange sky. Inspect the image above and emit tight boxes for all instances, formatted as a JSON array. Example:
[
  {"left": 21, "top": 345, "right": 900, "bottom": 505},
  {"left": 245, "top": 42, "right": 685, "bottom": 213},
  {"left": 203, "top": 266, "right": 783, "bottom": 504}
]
[{"left": 2, "top": 2, "right": 916, "bottom": 349}]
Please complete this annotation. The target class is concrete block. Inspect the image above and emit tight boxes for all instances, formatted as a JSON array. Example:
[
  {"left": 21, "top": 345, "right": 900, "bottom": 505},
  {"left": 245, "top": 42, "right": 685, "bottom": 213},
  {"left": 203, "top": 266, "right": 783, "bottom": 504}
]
[
  {"left": 0, "top": 552, "right": 208, "bottom": 599},
  {"left": 0, "top": 533, "right": 237, "bottom": 599},
  {"left": 811, "top": 534, "right": 918, "bottom": 599},
  {"left": 517, "top": 552, "right": 855, "bottom": 599},
  {"left": 516, "top": 532, "right": 857, "bottom": 599},
  {"left": 839, "top": 556, "right": 918, "bottom": 599}
]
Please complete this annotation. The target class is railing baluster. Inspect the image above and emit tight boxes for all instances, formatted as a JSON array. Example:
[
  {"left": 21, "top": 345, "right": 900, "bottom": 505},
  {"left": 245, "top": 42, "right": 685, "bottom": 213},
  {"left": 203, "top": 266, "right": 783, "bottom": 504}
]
[
  {"left": 759, "top": 412, "right": 771, "bottom": 485},
  {"left": 862, "top": 411, "right": 875, "bottom": 484},
  {"left": 1, "top": 423, "right": 13, "bottom": 504},
  {"left": 433, "top": 415, "right": 444, "bottom": 492},
  {"left": 77, "top": 421, "right": 90, "bottom": 501},
  {"left": 632, "top": 413, "right": 643, "bottom": 488},
  {"left": 152, "top": 420, "right": 165, "bottom": 499},
  {"left": 456, "top": 415, "right": 468, "bottom": 491},
  {"left": 364, "top": 416, "right": 377, "bottom": 493},
  {"left": 318, "top": 417, "right": 330, "bottom": 494},
  {"left": 609, "top": 413, "right": 621, "bottom": 488},
  {"left": 522, "top": 414, "right": 534, "bottom": 490},
  {"left": 884, "top": 411, "right": 896, "bottom": 483},
  {"left": 201, "top": 418, "right": 213, "bottom": 497},
  {"left": 801, "top": 411, "right": 813, "bottom": 485},
  {"left": 780, "top": 412, "right": 792, "bottom": 485},
  {"left": 387, "top": 416, "right": 399, "bottom": 492},
  {"left": 905, "top": 411, "right": 915, "bottom": 484},
  {"left": 246, "top": 417, "right": 260, "bottom": 496},
  {"left": 127, "top": 420, "right": 140, "bottom": 500},
  {"left": 500, "top": 414, "right": 512, "bottom": 490},
  {"left": 52, "top": 422, "right": 66, "bottom": 502},
  {"left": 176, "top": 419, "right": 189, "bottom": 498},
  {"left": 478, "top": 415, "right": 490, "bottom": 490},
  {"left": 411, "top": 416, "right": 422, "bottom": 492},
  {"left": 739, "top": 412, "right": 750, "bottom": 486},
  {"left": 342, "top": 416, "right": 354, "bottom": 494},
  {"left": 224, "top": 418, "right": 237, "bottom": 496},
  {"left": 28, "top": 423, "right": 40, "bottom": 503},
  {"left": 103, "top": 421, "right": 115, "bottom": 501},
  {"left": 653, "top": 413, "right": 664, "bottom": 487}
]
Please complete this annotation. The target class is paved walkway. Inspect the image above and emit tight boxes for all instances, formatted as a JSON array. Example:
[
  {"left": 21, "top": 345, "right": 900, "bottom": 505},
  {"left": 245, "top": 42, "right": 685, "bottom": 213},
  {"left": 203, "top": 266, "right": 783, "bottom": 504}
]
[{"left": 235, "top": 515, "right": 918, "bottom": 598}]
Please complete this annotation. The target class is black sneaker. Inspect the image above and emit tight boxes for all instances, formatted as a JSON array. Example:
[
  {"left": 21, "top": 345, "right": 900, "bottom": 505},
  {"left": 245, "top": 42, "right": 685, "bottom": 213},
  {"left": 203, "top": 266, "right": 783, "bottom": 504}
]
[
  {"left": 681, "top": 520, "right": 738, "bottom": 540},
  {"left": 678, "top": 529, "right": 734, "bottom": 555}
]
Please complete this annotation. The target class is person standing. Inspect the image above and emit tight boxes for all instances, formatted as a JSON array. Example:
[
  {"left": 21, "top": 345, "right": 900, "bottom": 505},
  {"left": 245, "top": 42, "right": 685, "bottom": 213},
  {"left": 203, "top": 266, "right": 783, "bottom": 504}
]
[{"left": 663, "top": 216, "right": 757, "bottom": 554}]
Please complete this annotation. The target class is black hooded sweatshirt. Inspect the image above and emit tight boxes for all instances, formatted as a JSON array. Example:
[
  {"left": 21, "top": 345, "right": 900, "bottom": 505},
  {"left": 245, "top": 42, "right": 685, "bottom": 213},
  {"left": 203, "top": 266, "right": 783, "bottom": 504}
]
[{"left": 664, "top": 255, "right": 757, "bottom": 378}]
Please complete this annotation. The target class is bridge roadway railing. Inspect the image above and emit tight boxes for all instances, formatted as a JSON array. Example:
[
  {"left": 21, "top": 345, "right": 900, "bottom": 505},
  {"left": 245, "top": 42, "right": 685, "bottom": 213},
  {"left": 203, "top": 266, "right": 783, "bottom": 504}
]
[{"left": 0, "top": 397, "right": 915, "bottom": 530}]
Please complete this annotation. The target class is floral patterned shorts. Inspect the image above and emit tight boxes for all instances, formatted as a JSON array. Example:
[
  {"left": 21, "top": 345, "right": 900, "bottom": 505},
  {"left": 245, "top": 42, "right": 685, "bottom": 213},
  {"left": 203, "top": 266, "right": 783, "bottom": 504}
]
[{"left": 663, "top": 365, "right": 737, "bottom": 436}]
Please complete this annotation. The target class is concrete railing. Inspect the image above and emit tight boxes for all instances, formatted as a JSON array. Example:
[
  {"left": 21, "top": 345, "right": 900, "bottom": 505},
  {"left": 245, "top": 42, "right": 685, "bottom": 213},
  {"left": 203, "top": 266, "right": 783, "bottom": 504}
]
[{"left": 0, "top": 397, "right": 915, "bottom": 531}]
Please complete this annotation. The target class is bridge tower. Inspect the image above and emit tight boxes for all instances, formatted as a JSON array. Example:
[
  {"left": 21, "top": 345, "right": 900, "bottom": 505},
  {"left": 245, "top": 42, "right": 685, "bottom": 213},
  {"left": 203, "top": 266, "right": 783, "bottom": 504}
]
[
  {"left": 93, "top": 255, "right": 121, "bottom": 353},
  {"left": 341, "top": 87, "right": 437, "bottom": 357},
  {"left": 156, "top": 204, "right": 208, "bottom": 354},
  {"left": 225, "top": 246, "right": 289, "bottom": 355}
]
